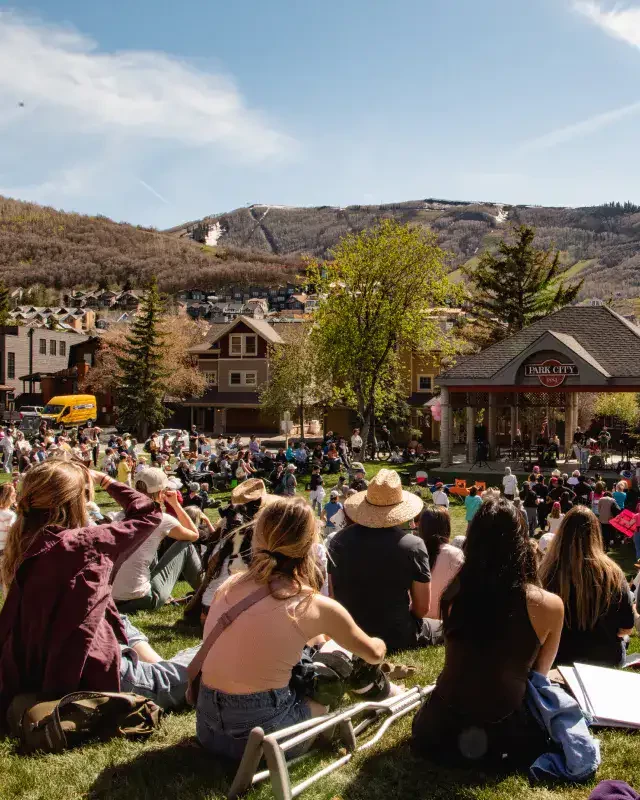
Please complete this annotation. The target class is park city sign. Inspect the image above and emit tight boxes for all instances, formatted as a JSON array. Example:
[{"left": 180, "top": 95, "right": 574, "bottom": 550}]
[{"left": 524, "top": 359, "right": 579, "bottom": 388}]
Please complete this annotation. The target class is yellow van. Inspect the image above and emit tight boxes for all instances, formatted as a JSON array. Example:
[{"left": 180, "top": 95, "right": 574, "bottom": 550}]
[{"left": 41, "top": 395, "right": 98, "bottom": 428}]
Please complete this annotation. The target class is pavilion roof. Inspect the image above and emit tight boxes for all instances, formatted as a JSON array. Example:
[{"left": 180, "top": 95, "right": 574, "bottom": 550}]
[{"left": 439, "top": 305, "right": 640, "bottom": 381}]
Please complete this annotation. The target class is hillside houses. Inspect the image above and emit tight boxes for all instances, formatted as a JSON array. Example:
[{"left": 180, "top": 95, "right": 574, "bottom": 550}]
[
  {"left": 10, "top": 306, "right": 96, "bottom": 331},
  {"left": 62, "top": 289, "right": 144, "bottom": 311},
  {"left": 179, "top": 284, "right": 319, "bottom": 322}
]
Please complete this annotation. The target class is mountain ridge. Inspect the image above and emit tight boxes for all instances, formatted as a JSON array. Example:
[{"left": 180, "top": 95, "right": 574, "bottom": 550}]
[{"left": 166, "top": 198, "right": 640, "bottom": 306}]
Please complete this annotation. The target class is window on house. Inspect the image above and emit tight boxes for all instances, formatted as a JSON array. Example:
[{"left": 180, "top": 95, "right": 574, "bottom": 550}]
[
  {"left": 229, "top": 333, "right": 257, "bottom": 356},
  {"left": 7, "top": 352, "right": 15, "bottom": 379},
  {"left": 230, "top": 334, "right": 243, "bottom": 355},
  {"left": 50, "top": 340, "right": 57, "bottom": 356},
  {"left": 60, "top": 341, "right": 66, "bottom": 357},
  {"left": 39, "top": 339, "right": 46, "bottom": 355},
  {"left": 229, "top": 371, "right": 257, "bottom": 387},
  {"left": 244, "top": 335, "right": 257, "bottom": 356},
  {"left": 203, "top": 372, "right": 217, "bottom": 385},
  {"left": 418, "top": 375, "right": 433, "bottom": 392}
]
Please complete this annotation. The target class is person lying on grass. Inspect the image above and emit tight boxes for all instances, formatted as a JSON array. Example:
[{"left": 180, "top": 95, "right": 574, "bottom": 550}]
[
  {"left": 196, "top": 496, "right": 388, "bottom": 761},
  {"left": 0, "top": 458, "right": 201, "bottom": 723}
]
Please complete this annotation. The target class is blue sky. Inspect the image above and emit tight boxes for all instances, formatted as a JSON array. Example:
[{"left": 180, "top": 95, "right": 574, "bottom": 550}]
[{"left": 2, "top": 0, "right": 640, "bottom": 227}]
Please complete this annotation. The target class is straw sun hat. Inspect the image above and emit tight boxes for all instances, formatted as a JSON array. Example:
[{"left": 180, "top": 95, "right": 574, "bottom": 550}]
[
  {"left": 231, "top": 478, "right": 277, "bottom": 507},
  {"left": 344, "top": 468, "right": 423, "bottom": 528}
]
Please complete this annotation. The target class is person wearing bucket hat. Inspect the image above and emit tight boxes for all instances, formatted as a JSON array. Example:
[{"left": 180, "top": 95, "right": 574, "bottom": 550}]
[
  {"left": 328, "top": 469, "right": 436, "bottom": 653},
  {"left": 282, "top": 463, "right": 297, "bottom": 497},
  {"left": 112, "top": 467, "right": 203, "bottom": 613},
  {"left": 184, "top": 479, "right": 277, "bottom": 623}
]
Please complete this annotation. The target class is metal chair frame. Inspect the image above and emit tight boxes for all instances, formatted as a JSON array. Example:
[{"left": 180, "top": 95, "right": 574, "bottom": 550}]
[{"left": 227, "top": 685, "right": 434, "bottom": 800}]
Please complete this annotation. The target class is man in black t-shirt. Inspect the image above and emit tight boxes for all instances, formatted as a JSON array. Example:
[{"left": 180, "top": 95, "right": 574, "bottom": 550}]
[{"left": 328, "top": 469, "right": 438, "bottom": 652}]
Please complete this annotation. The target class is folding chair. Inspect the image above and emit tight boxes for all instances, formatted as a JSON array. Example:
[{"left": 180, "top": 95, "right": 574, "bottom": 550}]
[
  {"left": 227, "top": 685, "right": 434, "bottom": 800},
  {"left": 449, "top": 478, "right": 468, "bottom": 497},
  {"left": 474, "top": 481, "right": 486, "bottom": 491}
]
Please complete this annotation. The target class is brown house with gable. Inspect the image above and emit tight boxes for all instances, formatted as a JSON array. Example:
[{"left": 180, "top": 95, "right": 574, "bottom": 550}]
[{"left": 180, "top": 316, "right": 291, "bottom": 434}]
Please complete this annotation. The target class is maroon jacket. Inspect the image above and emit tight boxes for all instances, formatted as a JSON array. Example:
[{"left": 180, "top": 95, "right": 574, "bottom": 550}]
[{"left": 0, "top": 481, "right": 161, "bottom": 722}]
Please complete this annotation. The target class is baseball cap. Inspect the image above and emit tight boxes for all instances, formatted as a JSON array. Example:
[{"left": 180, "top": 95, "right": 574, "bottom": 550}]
[
  {"left": 136, "top": 467, "right": 169, "bottom": 494},
  {"left": 330, "top": 490, "right": 339, "bottom": 499}
]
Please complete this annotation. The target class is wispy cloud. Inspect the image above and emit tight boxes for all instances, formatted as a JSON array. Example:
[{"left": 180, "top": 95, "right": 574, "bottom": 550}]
[
  {"left": 0, "top": 11, "right": 296, "bottom": 218},
  {"left": 515, "top": 2, "right": 640, "bottom": 153},
  {"left": 517, "top": 99, "right": 640, "bottom": 152},
  {"left": 138, "top": 179, "right": 170, "bottom": 205},
  {"left": 573, "top": 1, "right": 640, "bottom": 49}
]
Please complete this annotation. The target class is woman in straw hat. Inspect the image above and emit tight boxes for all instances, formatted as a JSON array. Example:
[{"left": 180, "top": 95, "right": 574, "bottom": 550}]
[{"left": 327, "top": 469, "right": 437, "bottom": 652}]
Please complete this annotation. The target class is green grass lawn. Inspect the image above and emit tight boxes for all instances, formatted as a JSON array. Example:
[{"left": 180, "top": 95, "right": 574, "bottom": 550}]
[{"left": 1, "top": 465, "right": 640, "bottom": 800}]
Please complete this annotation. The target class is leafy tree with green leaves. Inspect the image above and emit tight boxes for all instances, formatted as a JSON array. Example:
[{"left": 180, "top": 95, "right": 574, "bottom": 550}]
[
  {"left": 0, "top": 281, "right": 10, "bottom": 327},
  {"left": 463, "top": 225, "right": 582, "bottom": 345},
  {"left": 594, "top": 392, "right": 640, "bottom": 428},
  {"left": 259, "top": 327, "right": 332, "bottom": 436},
  {"left": 309, "top": 219, "right": 459, "bottom": 449},
  {"left": 115, "top": 277, "right": 168, "bottom": 439}
]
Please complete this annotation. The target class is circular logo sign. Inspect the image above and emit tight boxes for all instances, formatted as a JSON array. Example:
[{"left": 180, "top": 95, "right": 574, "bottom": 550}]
[
  {"left": 538, "top": 360, "right": 566, "bottom": 388},
  {"left": 524, "top": 359, "right": 578, "bottom": 388}
]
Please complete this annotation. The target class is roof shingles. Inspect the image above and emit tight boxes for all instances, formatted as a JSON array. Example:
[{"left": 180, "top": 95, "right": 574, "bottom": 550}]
[{"left": 440, "top": 306, "right": 640, "bottom": 381}]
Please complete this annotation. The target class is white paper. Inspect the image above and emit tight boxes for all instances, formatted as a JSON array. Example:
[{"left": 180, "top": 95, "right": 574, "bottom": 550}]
[{"left": 574, "top": 663, "right": 640, "bottom": 728}]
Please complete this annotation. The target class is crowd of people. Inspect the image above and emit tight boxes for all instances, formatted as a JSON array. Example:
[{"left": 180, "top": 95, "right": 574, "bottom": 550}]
[{"left": 0, "top": 423, "right": 638, "bottom": 784}]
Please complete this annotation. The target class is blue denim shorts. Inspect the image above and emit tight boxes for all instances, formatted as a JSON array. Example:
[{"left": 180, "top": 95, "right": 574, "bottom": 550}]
[{"left": 196, "top": 684, "right": 312, "bottom": 761}]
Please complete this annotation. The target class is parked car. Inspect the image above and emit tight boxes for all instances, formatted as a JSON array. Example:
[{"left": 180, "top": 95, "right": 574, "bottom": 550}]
[{"left": 19, "top": 406, "right": 43, "bottom": 419}]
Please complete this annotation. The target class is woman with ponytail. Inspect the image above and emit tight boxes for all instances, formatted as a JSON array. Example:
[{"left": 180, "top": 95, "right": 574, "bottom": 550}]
[
  {"left": 196, "top": 496, "right": 387, "bottom": 759},
  {"left": 0, "top": 458, "right": 163, "bottom": 723}
]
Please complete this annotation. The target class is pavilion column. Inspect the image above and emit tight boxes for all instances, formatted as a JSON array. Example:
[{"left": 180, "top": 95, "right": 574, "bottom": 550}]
[
  {"left": 487, "top": 393, "right": 497, "bottom": 458},
  {"left": 466, "top": 404, "right": 476, "bottom": 463},
  {"left": 510, "top": 402, "right": 518, "bottom": 446},
  {"left": 564, "top": 392, "right": 575, "bottom": 458},
  {"left": 440, "top": 386, "right": 452, "bottom": 467},
  {"left": 573, "top": 392, "right": 580, "bottom": 432}
]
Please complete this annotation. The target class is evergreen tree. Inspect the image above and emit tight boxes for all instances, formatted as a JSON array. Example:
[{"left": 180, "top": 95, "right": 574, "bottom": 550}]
[
  {"left": 463, "top": 225, "right": 582, "bottom": 345},
  {"left": 115, "top": 277, "right": 167, "bottom": 439},
  {"left": 0, "top": 281, "right": 10, "bottom": 327}
]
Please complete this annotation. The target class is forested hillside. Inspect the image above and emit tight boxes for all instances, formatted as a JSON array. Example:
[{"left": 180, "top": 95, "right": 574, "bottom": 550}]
[
  {"left": 0, "top": 197, "right": 302, "bottom": 290},
  {"left": 3, "top": 194, "right": 640, "bottom": 301},
  {"left": 169, "top": 200, "right": 640, "bottom": 302}
]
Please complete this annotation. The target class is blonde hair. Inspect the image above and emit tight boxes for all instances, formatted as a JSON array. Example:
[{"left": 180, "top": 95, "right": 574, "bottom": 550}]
[
  {"left": 1, "top": 460, "right": 89, "bottom": 591},
  {"left": 616, "top": 481, "right": 627, "bottom": 493},
  {"left": 539, "top": 506, "right": 626, "bottom": 630},
  {"left": 183, "top": 505, "right": 203, "bottom": 526},
  {"left": 238, "top": 497, "right": 322, "bottom": 598},
  {"left": 0, "top": 483, "right": 15, "bottom": 510}
]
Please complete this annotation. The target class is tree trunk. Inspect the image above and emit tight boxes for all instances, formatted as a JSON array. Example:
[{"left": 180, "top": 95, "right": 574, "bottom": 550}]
[
  {"left": 360, "top": 409, "right": 372, "bottom": 462},
  {"left": 139, "top": 418, "right": 149, "bottom": 442},
  {"left": 298, "top": 402, "right": 305, "bottom": 440}
]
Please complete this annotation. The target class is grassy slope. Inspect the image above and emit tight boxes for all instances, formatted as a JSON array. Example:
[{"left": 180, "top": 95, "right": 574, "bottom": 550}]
[
  {"left": 563, "top": 259, "right": 597, "bottom": 280},
  {"left": 2, "top": 466, "right": 640, "bottom": 800}
]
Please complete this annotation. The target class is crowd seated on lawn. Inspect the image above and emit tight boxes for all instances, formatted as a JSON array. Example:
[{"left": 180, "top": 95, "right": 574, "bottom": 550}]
[{"left": 1, "top": 426, "right": 639, "bottom": 785}]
